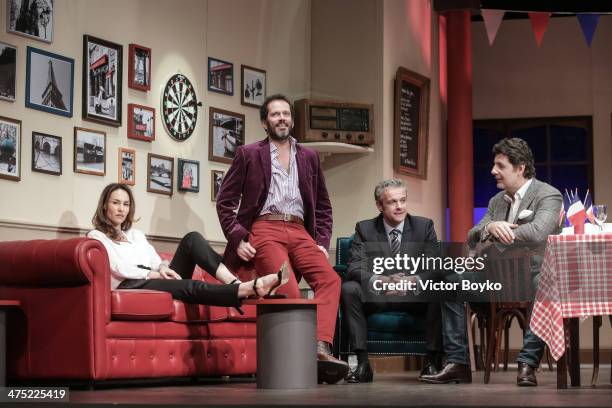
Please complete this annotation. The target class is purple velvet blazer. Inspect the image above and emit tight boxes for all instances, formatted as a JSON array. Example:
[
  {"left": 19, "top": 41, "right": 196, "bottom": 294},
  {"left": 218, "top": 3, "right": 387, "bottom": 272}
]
[{"left": 216, "top": 138, "right": 333, "bottom": 271}]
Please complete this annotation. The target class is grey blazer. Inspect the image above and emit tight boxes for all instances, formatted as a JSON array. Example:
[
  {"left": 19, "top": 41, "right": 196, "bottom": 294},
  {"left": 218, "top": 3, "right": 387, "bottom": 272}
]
[{"left": 468, "top": 178, "right": 563, "bottom": 247}]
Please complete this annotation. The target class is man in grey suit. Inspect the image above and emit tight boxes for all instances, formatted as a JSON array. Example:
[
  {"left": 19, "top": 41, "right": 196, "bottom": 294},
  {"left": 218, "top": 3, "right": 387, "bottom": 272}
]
[{"left": 421, "top": 137, "right": 562, "bottom": 386}]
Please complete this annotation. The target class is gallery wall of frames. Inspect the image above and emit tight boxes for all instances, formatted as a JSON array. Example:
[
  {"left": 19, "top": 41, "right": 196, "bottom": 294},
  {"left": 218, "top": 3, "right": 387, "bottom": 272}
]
[{"left": 0, "top": 0, "right": 311, "bottom": 239}]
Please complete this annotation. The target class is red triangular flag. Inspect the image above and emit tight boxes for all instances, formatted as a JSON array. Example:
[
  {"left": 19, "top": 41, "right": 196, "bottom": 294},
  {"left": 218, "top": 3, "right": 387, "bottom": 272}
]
[
  {"left": 528, "top": 12, "right": 551, "bottom": 47},
  {"left": 481, "top": 9, "right": 505, "bottom": 45}
]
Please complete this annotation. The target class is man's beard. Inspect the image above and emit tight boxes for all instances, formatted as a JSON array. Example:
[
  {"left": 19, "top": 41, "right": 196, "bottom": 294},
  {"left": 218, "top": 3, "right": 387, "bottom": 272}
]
[{"left": 266, "top": 120, "right": 292, "bottom": 141}]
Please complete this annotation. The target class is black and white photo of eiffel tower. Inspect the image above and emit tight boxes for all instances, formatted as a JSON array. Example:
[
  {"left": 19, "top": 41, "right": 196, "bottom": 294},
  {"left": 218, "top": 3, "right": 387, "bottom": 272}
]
[
  {"left": 41, "top": 60, "right": 66, "bottom": 110},
  {"left": 26, "top": 47, "right": 74, "bottom": 117}
]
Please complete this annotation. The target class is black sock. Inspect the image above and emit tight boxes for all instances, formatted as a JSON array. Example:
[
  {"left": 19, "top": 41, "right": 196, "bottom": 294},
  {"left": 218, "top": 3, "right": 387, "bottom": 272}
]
[{"left": 356, "top": 350, "right": 369, "bottom": 364}]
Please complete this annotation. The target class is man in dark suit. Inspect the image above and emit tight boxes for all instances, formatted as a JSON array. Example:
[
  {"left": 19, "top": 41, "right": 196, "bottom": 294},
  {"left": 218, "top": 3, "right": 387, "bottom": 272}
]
[
  {"left": 341, "top": 179, "right": 443, "bottom": 383},
  {"left": 216, "top": 94, "right": 348, "bottom": 384},
  {"left": 421, "top": 137, "right": 562, "bottom": 386}
]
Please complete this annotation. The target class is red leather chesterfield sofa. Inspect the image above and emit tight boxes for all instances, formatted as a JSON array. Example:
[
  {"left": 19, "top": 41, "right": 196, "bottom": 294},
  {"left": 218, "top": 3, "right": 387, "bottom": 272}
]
[{"left": 0, "top": 238, "right": 257, "bottom": 383}]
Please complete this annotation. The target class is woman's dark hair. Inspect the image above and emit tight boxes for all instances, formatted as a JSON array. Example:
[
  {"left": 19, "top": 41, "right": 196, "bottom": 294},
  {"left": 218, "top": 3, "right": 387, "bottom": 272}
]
[
  {"left": 92, "top": 183, "right": 136, "bottom": 241},
  {"left": 259, "top": 94, "right": 294, "bottom": 122},
  {"left": 492, "top": 137, "right": 536, "bottom": 179}
]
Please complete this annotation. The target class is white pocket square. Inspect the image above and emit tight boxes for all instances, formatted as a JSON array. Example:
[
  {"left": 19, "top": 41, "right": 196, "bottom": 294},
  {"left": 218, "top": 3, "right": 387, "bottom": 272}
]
[{"left": 518, "top": 209, "right": 534, "bottom": 220}]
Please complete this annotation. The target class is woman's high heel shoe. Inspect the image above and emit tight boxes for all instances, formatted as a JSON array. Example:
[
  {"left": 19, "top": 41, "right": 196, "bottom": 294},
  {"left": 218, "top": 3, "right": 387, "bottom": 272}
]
[{"left": 253, "top": 261, "right": 290, "bottom": 299}]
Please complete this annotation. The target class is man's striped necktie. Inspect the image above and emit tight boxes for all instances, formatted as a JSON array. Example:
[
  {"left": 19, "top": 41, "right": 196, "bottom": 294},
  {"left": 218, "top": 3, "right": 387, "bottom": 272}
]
[{"left": 389, "top": 228, "right": 401, "bottom": 255}]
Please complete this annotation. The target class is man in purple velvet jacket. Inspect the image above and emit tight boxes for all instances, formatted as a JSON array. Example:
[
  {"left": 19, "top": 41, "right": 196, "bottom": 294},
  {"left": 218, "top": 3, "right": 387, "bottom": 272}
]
[{"left": 216, "top": 94, "right": 348, "bottom": 384}]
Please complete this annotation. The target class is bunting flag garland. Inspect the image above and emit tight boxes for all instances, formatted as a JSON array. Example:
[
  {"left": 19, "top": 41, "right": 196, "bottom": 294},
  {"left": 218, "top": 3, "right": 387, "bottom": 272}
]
[
  {"left": 528, "top": 12, "right": 551, "bottom": 47},
  {"left": 481, "top": 9, "right": 505, "bottom": 45},
  {"left": 577, "top": 14, "right": 600, "bottom": 46}
]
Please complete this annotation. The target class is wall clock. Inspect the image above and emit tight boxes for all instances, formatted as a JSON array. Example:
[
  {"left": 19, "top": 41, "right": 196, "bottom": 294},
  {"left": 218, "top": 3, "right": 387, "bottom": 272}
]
[{"left": 161, "top": 74, "right": 200, "bottom": 141}]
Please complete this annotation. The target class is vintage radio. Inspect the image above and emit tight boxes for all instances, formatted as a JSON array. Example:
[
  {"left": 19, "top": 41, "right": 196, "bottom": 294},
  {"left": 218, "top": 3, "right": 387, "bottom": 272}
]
[{"left": 293, "top": 99, "right": 374, "bottom": 146}]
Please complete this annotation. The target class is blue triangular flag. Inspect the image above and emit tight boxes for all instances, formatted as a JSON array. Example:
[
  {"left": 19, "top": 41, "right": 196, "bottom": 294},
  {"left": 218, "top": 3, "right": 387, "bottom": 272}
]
[{"left": 577, "top": 14, "right": 600, "bottom": 46}]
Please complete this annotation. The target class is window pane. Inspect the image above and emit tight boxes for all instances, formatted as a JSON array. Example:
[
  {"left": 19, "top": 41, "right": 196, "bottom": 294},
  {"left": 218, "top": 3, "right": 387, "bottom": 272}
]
[
  {"left": 474, "top": 164, "right": 499, "bottom": 207},
  {"left": 534, "top": 165, "right": 548, "bottom": 184},
  {"left": 509, "top": 125, "right": 547, "bottom": 163},
  {"left": 550, "top": 125, "right": 588, "bottom": 162},
  {"left": 473, "top": 127, "right": 504, "bottom": 164},
  {"left": 550, "top": 165, "right": 589, "bottom": 197}
]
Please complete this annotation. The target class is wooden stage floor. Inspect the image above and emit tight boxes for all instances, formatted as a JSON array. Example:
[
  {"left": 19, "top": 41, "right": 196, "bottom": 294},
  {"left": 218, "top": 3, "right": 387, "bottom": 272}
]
[{"left": 15, "top": 367, "right": 612, "bottom": 408}]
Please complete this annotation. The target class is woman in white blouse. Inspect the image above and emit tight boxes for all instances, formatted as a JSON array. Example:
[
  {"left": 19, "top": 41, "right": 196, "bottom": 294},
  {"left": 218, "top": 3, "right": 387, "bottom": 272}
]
[{"left": 88, "top": 183, "right": 287, "bottom": 307}]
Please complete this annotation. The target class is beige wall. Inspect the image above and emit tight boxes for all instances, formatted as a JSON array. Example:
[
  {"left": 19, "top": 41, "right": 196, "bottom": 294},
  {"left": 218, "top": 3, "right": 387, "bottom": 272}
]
[
  {"left": 0, "top": 0, "right": 311, "bottom": 244},
  {"left": 473, "top": 15, "right": 612, "bottom": 208},
  {"left": 2, "top": 0, "right": 446, "bottom": 248},
  {"left": 473, "top": 16, "right": 612, "bottom": 348},
  {"left": 383, "top": 0, "right": 446, "bottom": 233},
  {"left": 311, "top": 0, "right": 447, "bottom": 242}
]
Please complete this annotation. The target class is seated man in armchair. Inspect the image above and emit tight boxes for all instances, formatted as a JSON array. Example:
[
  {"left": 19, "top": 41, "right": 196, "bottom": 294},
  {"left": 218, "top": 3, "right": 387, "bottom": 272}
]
[{"left": 341, "top": 179, "right": 444, "bottom": 383}]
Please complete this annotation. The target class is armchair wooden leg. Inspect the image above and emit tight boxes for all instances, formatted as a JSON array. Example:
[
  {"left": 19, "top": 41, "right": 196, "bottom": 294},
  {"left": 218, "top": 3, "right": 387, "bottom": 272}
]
[
  {"left": 466, "top": 303, "right": 477, "bottom": 373},
  {"left": 479, "top": 315, "right": 487, "bottom": 370},
  {"left": 484, "top": 306, "right": 498, "bottom": 384},
  {"left": 493, "top": 313, "right": 506, "bottom": 373},
  {"left": 503, "top": 314, "right": 513, "bottom": 371}
]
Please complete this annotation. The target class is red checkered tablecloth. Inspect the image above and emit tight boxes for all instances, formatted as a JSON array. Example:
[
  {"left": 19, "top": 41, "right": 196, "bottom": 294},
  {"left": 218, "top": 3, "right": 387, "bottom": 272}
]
[{"left": 530, "top": 233, "right": 612, "bottom": 361}]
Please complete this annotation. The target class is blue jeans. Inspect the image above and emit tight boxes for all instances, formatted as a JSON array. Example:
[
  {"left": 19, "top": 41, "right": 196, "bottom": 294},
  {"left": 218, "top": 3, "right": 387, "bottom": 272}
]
[
  {"left": 441, "top": 300, "right": 470, "bottom": 365},
  {"left": 441, "top": 273, "right": 546, "bottom": 368},
  {"left": 516, "top": 273, "right": 545, "bottom": 368}
]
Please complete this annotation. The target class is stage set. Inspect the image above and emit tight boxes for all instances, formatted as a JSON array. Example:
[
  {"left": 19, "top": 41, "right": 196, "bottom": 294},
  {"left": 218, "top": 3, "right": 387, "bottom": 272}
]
[{"left": 1, "top": 0, "right": 612, "bottom": 407}]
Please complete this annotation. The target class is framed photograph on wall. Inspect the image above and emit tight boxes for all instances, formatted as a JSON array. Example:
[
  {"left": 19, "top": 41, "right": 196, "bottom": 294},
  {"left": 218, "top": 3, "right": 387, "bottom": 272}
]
[
  {"left": 0, "top": 115, "right": 21, "bottom": 181},
  {"left": 177, "top": 158, "right": 199, "bottom": 193},
  {"left": 393, "top": 66, "right": 429, "bottom": 179},
  {"left": 74, "top": 127, "right": 105, "bottom": 176},
  {"left": 118, "top": 147, "right": 135, "bottom": 185},
  {"left": 209, "top": 107, "right": 245, "bottom": 164},
  {"left": 240, "top": 65, "right": 266, "bottom": 108},
  {"left": 211, "top": 170, "right": 224, "bottom": 202},
  {"left": 127, "top": 103, "right": 155, "bottom": 141},
  {"left": 0, "top": 42, "right": 17, "bottom": 102},
  {"left": 6, "top": 0, "right": 53, "bottom": 43},
  {"left": 147, "top": 153, "right": 173, "bottom": 196},
  {"left": 32, "top": 131, "right": 61, "bottom": 175},
  {"left": 26, "top": 46, "right": 74, "bottom": 117},
  {"left": 208, "top": 57, "right": 233, "bottom": 95},
  {"left": 128, "top": 44, "right": 151, "bottom": 91},
  {"left": 82, "top": 35, "right": 122, "bottom": 127}
]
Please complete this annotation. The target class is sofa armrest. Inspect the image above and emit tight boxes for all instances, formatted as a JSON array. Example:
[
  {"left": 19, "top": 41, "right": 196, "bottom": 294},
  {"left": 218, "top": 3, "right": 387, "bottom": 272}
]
[
  {"left": 0, "top": 238, "right": 109, "bottom": 286},
  {"left": 0, "top": 238, "right": 113, "bottom": 380}
]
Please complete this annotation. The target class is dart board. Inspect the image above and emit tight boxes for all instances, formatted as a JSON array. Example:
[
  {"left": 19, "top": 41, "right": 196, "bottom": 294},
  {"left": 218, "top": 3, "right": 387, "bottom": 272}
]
[{"left": 161, "top": 74, "right": 199, "bottom": 141}]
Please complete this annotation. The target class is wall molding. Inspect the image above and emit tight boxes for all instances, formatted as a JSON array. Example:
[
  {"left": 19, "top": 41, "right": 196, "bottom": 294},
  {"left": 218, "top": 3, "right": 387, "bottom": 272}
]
[
  {"left": 0, "top": 219, "right": 227, "bottom": 246},
  {"left": 0, "top": 219, "right": 88, "bottom": 235}
]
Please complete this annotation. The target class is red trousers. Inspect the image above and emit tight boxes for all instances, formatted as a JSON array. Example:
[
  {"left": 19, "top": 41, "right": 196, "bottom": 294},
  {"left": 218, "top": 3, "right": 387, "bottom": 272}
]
[{"left": 248, "top": 220, "right": 340, "bottom": 344}]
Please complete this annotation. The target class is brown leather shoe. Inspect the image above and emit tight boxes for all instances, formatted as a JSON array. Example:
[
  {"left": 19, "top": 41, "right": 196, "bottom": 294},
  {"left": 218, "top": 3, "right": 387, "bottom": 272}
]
[
  {"left": 317, "top": 341, "right": 349, "bottom": 384},
  {"left": 419, "top": 362, "right": 472, "bottom": 384},
  {"left": 517, "top": 362, "right": 538, "bottom": 386}
]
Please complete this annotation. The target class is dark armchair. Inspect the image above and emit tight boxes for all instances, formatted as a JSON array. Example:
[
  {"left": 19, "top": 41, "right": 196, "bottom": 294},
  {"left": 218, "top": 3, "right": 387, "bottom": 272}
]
[{"left": 333, "top": 236, "right": 428, "bottom": 358}]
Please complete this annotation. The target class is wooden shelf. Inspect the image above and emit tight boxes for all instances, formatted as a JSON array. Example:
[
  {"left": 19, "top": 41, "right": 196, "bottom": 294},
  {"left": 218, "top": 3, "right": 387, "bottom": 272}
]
[{"left": 301, "top": 142, "right": 374, "bottom": 162}]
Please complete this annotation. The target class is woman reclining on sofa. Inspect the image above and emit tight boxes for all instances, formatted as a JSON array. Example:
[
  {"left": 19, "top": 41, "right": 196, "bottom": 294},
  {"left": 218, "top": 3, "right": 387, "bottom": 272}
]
[{"left": 88, "top": 183, "right": 288, "bottom": 308}]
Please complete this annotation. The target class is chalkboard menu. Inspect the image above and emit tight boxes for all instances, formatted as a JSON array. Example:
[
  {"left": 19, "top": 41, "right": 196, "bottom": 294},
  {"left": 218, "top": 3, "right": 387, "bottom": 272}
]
[{"left": 394, "top": 67, "right": 429, "bottom": 179}]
